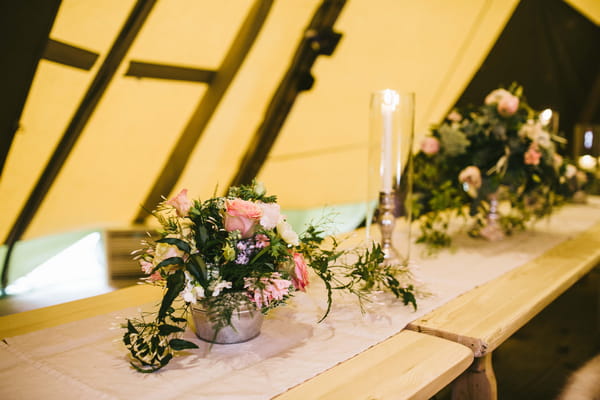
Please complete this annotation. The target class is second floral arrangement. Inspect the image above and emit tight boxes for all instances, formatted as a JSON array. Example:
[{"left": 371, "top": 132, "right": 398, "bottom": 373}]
[{"left": 412, "top": 84, "right": 584, "bottom": 250}]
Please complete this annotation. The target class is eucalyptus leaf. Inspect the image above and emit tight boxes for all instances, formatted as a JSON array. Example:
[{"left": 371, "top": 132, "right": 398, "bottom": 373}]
[
  {"left": 158, "top": 324, "right": 185, "bottom": 336},
  {"left": 156, "top": 237, "right": 191, "bottom": 253},
  {"left": 154, "top": 256, "right": 185, "bottom": 271},
  {"left": 158, "top": 270, "right": 185, "bottom": 320},
  {"left": 126, "top": 319, "right": 138, "bottom": 334},
  {"left": 169, "top": 338, "right": 199, "bottom": 351}
]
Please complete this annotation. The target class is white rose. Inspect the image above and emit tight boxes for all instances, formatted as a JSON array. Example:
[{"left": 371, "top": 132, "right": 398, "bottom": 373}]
[
  {"left": 277, "top": 219, "right": 299, "bottom": 246},
  {"left": 181, "top": 280, "right": 197, "bottom": 303},
  {"left": 258, "top": 202, "right": 281, "bottom": 229},
  {"left": 535, "top": 130, "right": 552, "bottom": 149},
  {"left": 182, "top": 290, "right": 195, "bottom": 303},
  {"left": 565, "top": 164, "right": 577, "bottom": 179},
  {"left": 211, "top": 281, "right": 232, "bottom": 297},
  {"left": 518, "top": 119, "right": 536, "bottom": 140},
  {"left": 194, "top": 285, "right": 206, "bottom": 299},
  {"left": 254, "top": 181, "right": 266, "bottom": 196}
]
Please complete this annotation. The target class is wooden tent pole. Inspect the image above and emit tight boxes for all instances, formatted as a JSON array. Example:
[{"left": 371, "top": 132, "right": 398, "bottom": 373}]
[
  {"left": 228, "top": 0, "right": 346, "bottom": 188},
  {"left": 0, "top": 0, "right": 62, "bottom": 177},
  {"left": 132, "top": 0, "right": 274, "bottom": 225},
  {"left": 1, "top": 0, "right": 157, "bottom": 293}
]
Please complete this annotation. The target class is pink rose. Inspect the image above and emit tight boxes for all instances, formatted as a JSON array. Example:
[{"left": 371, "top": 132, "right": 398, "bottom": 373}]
[
  {"left": 420, "top": 137, "right": 440, "bottom": 155},
  {"left": 497, "top": 94, "right": 519, "bottom": 117},
  {"left": 225, "top": 198, "right": 262, "bottom": 219},
  {"left": 166, "top": 189, "right": 193, "bottom": 217},
  {"left": 224, "top": 198, "right": 262, "bottom": 238},
  {"left": 458, "top": 166, "right": 482, "bottom": 198},
  {"left": 224, "top": 215, "right": 257, "bottom": 238},
  {"left": 291, "top": 253, "right": 310, "bottom": 292},
  {"left": 484, "top": 89, "right": 511, "bottom": 105},
  {"left": 458, "top": 166, "right": 482, "bottom": 189},
  {"left": 524, "top": 143, "right": 542, "bottom": 166}
]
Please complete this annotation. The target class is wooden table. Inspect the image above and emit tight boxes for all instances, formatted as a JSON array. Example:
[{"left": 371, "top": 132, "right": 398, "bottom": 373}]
[
  {"left": 275, "top": 330, "right": 472, "bottom": 400},
  {"left": 407, "top": 221, "right": 600, "bottom": 399},
  {"left": 0, "top": 284, "right": 473, "bottom": 400}
]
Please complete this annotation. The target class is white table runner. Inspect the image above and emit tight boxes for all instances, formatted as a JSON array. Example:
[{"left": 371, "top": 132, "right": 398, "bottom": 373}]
[{"left": 2, "top": 198, "right": 600, "bottom": 400}]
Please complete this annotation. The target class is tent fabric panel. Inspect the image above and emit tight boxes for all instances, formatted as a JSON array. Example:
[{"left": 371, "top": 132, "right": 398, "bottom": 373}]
[
  {"left": 10, "top": 0, "right": 600, "bottom": 242},
  {"left": 258, "top": 147, "right": 368, "bottom": 209},
  {"left": 270, "top": 0, "right": 519, "bottom": 159},
  {"left": 127, "top": 0, "right": 254, "bottom": 69},
  {"left": 24, "top": 77, "right": 206, "bottom": 239},
  {"left": 565, "top": 0, "right": 600, "bottom": 25},
  {"left": 172, "top": 0, "right": 322, "bottom": 202},
  {"left": 0, "top": 62, "right": 96, "bottom": 241},
  {"left": 49, "top": 0, "right": 137, "bottom": 54},
  {"left": 262, "top": 0, "right": 518, "bottom": 208}
]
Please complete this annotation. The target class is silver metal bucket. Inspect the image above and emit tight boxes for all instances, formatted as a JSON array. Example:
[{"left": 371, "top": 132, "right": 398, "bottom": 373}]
[{"left": 191, "top": 304, "right": 263, "bottom": 344}]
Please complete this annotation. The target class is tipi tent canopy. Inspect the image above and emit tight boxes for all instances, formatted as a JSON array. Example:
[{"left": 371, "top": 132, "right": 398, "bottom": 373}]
[{"left": 1, "top": 0, "right": 599, "bottom": 289}]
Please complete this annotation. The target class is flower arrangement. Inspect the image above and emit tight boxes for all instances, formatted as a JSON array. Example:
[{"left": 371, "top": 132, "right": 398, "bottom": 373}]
[
  {"left": 412, "top": 84, "right": 581, "bottom": 250},
  {"left": 123, "top": 181, "right": 417, "bottom": 372}
]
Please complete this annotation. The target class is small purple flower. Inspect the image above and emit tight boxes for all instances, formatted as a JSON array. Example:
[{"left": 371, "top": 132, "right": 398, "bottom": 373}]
[
  {"left": 235, "top": 252, "right": 250, "bottom": 264},
  {"left": 235, "top": 238, "right": 256, "bottom": 264}
]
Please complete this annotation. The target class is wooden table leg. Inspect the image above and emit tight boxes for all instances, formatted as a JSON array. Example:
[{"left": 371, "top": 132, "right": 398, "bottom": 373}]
[{"left": 451, "top": 353, "right": 497, "bottom": 400}]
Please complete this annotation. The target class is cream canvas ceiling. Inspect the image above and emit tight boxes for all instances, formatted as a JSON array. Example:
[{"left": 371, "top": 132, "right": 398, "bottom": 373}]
[{"left": 2, "top": 0, "right": 598, "bottom": 244}]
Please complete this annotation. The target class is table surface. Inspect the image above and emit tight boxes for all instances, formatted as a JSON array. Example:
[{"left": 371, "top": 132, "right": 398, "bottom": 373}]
[
  {"left": 3, "top": 199, "right": 600, "bottom": 399},
  {"left": 407, "top": 220, "right": 600, "bottom": 357},
  {"left": 0, "top": 284, "right": 473, "bottom": 400}
]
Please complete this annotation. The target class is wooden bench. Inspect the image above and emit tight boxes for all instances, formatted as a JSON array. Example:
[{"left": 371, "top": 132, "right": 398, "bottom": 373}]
[{"left": 407, "top": 221, "right": 600, "bottom": 399}]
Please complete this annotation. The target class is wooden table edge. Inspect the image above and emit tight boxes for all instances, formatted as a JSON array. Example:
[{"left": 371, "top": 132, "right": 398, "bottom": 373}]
[
  {"left": 0, "top": 284, "right": 162, "bottom": 338},
  {"left": 406, "top": 221, "right": 600, "bottom": 357},
  {"left": 274, "top": 330, "right": 474, "bottom": 400}
]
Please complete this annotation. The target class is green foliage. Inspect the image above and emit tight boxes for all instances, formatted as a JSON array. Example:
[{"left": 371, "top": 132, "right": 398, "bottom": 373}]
[
  {"left": 227, "top": 180, "right": 277, "bottom": 203},
  {"left": 438, "top": 124, "right": 470, "bottom": 156},
  {"left": 123, "top": 303, "right": 197, "bottom": 373},
  {"left": 158, "top": 270, "right": 185, "bottom": 320},
  {"left": 300, "top": 237, "right": 417, "bottom": 322}
]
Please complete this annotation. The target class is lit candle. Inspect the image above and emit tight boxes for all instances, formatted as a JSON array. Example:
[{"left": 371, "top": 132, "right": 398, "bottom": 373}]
[
  {"left": 382, "top": 107, "right": 393, "bottom": 193},
  {"left": 578, "top": 154, "right": 597, "bottom": 171},
  {"left": 381, "top": 90, "right": 398, "bottom": 193}
]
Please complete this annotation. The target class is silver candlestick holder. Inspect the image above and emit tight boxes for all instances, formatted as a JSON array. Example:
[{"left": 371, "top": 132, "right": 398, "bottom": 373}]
[{"left": 378, "top": 191, "right": 401, "bottom": 265}]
